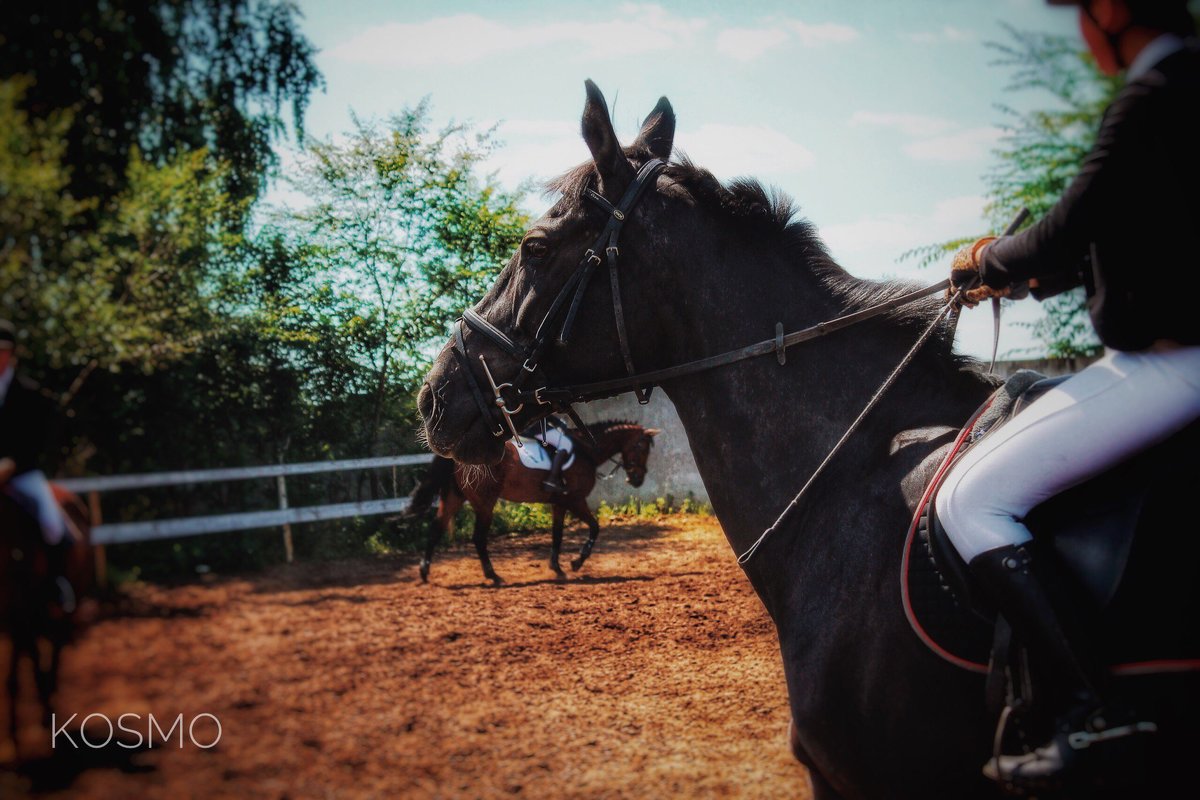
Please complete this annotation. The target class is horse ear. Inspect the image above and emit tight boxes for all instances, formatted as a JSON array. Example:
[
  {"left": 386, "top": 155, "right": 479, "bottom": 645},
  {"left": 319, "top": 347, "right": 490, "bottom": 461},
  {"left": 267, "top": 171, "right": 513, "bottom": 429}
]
[
  {"left": 632, "top": 97, "right": 675, "bottom": 161},
  {"left": 582, "top": 79, "right": 635, "bottom": 200},
  {"left": 645, "top": 428, "right": 661, "bottom": 437}
]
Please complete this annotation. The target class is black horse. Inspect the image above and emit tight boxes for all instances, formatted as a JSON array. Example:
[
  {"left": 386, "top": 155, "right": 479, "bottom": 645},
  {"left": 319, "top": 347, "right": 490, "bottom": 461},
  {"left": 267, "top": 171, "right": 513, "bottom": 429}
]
[{"left": 416, "top": 82, "right": 1197, "bottom": 798}]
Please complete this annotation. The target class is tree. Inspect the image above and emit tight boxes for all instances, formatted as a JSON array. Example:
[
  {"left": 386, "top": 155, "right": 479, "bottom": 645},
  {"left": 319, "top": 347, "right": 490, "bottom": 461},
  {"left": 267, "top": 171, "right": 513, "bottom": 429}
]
[
  {"left": 0, "top": 0, "right": 322, "bottom": 214},
  {"left": 905, "top": 26, "right": 1121, "bottom": 357},
  {"left": 0, "top": 79, "right": 247, "bottom": 398},
  {"left": 281, "top": 104, "right": 530, "bottom": 463},
  {"left": 1, "top": 0, "right": 320, "bottom": 398}
]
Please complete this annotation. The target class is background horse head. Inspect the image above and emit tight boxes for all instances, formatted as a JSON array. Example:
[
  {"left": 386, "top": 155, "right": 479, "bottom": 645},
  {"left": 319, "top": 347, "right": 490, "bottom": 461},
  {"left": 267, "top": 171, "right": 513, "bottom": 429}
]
[{"left": 410, "top": 420, "right": 658, "bottom": 585}]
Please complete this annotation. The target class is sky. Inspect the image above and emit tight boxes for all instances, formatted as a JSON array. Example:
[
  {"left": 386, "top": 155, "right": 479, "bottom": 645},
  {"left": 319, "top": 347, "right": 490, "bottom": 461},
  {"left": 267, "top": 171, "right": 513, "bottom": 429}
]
[{"left": 279, "top": 0, "right": 1084, "bottom": 359}]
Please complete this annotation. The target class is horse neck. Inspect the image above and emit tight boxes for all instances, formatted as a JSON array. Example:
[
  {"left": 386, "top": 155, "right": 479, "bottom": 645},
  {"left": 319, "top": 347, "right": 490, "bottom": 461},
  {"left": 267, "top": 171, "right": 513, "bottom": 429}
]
[
  {"left": 587, "top": 425, "right": 633, "bottom": 461},
  {"left": 652, "top": 239, "right": 991, "bottom": 613}
]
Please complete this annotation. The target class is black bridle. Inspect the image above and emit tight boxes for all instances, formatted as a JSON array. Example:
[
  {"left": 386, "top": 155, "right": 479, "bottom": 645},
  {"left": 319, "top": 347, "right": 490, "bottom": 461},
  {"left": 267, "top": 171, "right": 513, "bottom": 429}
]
[{"left": 453, "top": 158, "right": 667, "bottom": 444}]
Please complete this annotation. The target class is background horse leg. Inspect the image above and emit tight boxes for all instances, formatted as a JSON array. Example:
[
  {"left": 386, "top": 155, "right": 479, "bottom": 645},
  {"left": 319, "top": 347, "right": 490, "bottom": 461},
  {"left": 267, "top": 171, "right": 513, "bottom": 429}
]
[
  {"left": 472, "top": 505, "right": 501, "bottom": 584},
  {"left": 7, "top": 635, "right": 22, "bottom": 760},
  {"left": 34, "top": 637, "right": 58, "bottom": 728},
  {"left": 568, "top": 498, "right": 600, "bottom": 572},
  {"left": 420, "top": 490, "right": 461, "bottom": 583},
  {"left": 549, "top": 504, "right": 566, "bottom": 578}
]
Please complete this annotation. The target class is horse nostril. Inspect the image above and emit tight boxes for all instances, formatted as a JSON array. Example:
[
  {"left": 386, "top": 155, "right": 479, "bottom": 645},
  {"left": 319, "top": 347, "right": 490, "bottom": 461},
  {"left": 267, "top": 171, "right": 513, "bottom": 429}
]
[{"left": 418, "top": 382, "right": 435, "bottom": 420}]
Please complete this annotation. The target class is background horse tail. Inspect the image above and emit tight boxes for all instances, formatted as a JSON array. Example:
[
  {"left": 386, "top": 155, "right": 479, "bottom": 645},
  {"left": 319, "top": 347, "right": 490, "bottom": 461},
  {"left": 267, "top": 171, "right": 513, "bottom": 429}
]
[{"left": 407, "top": 455, "right": 456, "bottom": 517}]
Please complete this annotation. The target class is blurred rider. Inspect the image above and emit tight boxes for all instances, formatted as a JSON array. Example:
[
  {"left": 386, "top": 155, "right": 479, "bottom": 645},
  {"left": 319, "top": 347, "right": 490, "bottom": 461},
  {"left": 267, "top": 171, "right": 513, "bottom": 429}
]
[{"left": 0, "top": 319, "right": 75, "bottom": 611}]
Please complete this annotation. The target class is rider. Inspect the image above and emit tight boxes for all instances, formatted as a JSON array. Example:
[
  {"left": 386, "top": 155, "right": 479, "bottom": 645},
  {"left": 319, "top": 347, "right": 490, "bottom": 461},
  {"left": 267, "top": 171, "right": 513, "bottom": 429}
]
[
  {"left": 532, "top": 415, "right": 574, "bottom": 494},
  {"left": 938, "top": 0, "right": 1200, "bottom": 787},
  {"left": 0, "top": 319, "right": 75, "bottom": 612}
]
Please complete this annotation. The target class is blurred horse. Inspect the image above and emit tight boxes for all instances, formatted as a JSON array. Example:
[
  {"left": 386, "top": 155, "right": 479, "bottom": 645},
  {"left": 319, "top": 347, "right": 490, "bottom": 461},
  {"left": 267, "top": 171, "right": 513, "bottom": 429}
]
[
  {"left": 0, "top": 465, "right": 92, "bottom": 760},
  {"left": 409, "top": 420, "right": 658, "bottom": 584}
]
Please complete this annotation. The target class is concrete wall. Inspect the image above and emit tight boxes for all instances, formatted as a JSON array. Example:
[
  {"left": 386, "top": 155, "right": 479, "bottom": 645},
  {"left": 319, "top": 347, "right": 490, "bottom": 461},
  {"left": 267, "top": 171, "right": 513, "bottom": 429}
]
[
  {"left": 571, "top": 391, "right": 708, "bottom": 507},
  {"left": 568, "top": 356, "right": 1100, "bottom": 508}
]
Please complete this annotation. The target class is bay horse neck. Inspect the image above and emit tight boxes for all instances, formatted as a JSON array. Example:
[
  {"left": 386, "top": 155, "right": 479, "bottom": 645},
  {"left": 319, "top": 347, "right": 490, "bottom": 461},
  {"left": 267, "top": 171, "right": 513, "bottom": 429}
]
[
  {"left": 645, "top": 204, "right": 991, "bottom": 609},
  {"left": 580, "top": 421, "right": 639, "bottom": 462}
]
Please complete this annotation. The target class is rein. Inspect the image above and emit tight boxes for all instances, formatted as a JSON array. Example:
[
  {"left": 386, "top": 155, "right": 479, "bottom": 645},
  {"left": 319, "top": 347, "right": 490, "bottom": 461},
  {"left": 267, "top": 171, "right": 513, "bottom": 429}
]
[{"left": 535, "top": 278, "right": 953, "bottom": 406}]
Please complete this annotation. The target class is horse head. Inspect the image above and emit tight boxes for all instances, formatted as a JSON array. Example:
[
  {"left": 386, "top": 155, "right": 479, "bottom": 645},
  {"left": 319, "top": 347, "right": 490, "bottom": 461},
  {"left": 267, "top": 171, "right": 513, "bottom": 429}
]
[
  {"left": 619, "top": 426, "right": 659, "bottom": 488},
  {"left": 419, "top": 81, "right": 694, "bottom": 465}
]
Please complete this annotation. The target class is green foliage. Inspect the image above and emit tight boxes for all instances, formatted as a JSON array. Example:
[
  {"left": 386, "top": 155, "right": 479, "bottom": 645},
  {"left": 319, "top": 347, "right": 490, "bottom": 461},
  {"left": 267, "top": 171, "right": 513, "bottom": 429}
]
[
  {"left": 597, "top": 493, "right": 714, "bottom": 522},
  {"left": 272, "top": 106, "right": 530, "bottom": 462},
  {"left": 1, "top": 79, "right": 248, "bottom": 384},
  {"left": 904, "top": 25, "right": 1120, "bottom": 357},
  {"left": 0, "top": 5, "right": 538, "bottom": 582},
  {"left": 0, "top": 0, "right": 322, "bottom": 211},
  {"left": 281, "top": 105, "right": 530, "bottom": 391}
]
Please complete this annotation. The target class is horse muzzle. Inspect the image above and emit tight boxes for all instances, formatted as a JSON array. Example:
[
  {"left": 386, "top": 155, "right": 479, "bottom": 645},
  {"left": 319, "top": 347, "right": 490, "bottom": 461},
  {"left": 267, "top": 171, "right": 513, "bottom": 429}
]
[{"left": 418, "top": 367, "right": 508, "bottom": 465}]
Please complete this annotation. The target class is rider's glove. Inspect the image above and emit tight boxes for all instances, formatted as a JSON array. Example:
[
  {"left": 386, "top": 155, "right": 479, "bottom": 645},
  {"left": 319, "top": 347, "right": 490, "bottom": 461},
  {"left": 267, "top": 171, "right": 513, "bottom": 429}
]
[{"left": 948, "top": 236, "right": 1003, "bottom": 308}]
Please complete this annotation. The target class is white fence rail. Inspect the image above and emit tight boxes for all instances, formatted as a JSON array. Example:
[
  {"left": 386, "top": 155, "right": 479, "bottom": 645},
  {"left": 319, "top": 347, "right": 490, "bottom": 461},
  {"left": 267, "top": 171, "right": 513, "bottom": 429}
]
[{"left": 58, "top": 455, "right": 433, "bottom": 553}]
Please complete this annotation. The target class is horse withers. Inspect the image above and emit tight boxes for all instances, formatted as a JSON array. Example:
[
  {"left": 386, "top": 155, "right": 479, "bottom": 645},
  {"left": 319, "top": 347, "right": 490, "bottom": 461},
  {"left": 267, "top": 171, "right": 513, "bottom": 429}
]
[
  {"left": 416, "top": 81, "right": 1199, "bottom": 798},
  {"left": 0, "top": 468, "right": 92, "bottom": 762},
  {"left": 408, "top": 420, "right": 658, "bottom": 584}
]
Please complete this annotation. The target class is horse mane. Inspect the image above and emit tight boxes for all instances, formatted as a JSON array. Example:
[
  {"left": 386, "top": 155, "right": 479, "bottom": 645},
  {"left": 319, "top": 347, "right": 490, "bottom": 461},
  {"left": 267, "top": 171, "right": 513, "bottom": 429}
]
[
  {"left": 581, "top": 418, "right": 644, "bottom": 438},
  {"left": 547, "top": 153, "right": 959, "bottom": 352}
]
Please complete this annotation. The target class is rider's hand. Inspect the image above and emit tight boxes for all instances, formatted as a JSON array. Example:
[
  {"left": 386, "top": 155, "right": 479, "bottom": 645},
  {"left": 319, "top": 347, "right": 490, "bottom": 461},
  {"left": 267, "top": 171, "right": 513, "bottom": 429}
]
[
  {"left": 948, "top": 236, "right": 997, "bottom": 307},
  {"left": 0, "top": 457, "right": 14, "bottom": 483},
  {"left": 961, "top": 283, "right": 1012, "bottom": 306}
]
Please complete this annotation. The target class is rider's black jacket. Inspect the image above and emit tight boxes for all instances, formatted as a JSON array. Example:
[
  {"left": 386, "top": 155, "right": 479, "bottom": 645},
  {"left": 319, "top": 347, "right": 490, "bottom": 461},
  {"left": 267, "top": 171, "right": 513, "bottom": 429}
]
[
  {"left": 980, "top": 42, "right": 1200, "bottom": 352},
  {"left": 0, "top": 374, "right": 57, "bottom": 476}
]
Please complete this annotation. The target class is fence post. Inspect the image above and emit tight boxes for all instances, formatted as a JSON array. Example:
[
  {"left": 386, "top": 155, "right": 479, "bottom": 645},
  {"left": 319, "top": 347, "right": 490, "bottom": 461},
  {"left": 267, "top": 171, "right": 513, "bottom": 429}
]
[
  {"left": 277, "top": 475, "right": 294, "bottom": 564},
  {"left": 88, "top": 490, "right": 107, "bottom": 588}
]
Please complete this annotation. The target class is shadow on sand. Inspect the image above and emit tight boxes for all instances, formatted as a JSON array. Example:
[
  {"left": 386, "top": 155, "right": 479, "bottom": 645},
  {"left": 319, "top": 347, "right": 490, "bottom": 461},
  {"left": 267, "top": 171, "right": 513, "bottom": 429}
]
[{"left": 2, "top": 724, "right": 154, "bottom": 795}]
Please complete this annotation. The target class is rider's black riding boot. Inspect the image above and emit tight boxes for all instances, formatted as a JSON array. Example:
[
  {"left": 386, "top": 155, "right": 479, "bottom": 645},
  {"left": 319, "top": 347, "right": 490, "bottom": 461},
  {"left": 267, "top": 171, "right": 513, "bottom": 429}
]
[
  {"left": 541, "top": 449, "right": 569, "bottom": 494},
  {"left": 968, "top": 543, "right": 1156, "bottom": 790}
]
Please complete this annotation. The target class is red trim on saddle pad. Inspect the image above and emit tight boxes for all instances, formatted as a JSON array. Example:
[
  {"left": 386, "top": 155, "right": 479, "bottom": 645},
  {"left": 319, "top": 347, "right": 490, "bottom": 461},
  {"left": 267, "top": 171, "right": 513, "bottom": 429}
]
[
  {"left": 900, "top": 402, "right": 992, "bottom": 674},
  {"left": 901, "top": 400, "right": 1200, "bottom": 678}
]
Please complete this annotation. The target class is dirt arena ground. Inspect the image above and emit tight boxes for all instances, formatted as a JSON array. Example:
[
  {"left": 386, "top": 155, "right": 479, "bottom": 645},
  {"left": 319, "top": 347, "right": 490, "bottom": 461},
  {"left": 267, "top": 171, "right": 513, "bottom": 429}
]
[{"left": 1, "top": 515, "right": 811, "bottom": 799}]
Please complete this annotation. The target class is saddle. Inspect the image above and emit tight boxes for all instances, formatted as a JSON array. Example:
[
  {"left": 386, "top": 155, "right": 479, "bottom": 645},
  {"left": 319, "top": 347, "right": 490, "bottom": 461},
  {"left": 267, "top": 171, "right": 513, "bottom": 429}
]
[
  {"left": 903, "top": 370, "right": 1200, "bottom": 675},
  {"left": 512, "top": 423, "right": 576, "bottom": 472}
]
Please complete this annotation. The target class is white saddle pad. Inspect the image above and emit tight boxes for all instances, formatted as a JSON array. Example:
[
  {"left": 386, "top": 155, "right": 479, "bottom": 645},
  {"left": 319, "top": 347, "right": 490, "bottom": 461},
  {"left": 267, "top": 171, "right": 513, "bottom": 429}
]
[{"left": 511, "top": 436, "right": 576, "bottom": 472}]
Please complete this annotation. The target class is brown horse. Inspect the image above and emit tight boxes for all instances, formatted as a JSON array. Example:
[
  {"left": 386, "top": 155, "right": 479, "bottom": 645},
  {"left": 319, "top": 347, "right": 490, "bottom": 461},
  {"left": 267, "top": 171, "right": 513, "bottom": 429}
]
[
  {"left": 0, "top": 473, "right": 92, "bottom": 761},
  {"left": 409, "top": 419, "right": 658, "bottom": 584}
]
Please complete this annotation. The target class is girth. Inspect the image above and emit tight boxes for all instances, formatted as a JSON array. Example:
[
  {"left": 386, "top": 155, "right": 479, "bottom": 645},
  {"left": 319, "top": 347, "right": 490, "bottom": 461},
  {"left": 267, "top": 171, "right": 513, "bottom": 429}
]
[{"left": 453, "top": 158, "right": 667, "bottom": 443}]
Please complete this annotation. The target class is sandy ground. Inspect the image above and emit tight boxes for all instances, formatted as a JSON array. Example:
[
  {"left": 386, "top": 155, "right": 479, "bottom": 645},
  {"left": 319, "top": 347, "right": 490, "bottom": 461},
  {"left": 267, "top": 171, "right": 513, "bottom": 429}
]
[{"left": 0, "top": 515, "right": 810, "bottom": 799}]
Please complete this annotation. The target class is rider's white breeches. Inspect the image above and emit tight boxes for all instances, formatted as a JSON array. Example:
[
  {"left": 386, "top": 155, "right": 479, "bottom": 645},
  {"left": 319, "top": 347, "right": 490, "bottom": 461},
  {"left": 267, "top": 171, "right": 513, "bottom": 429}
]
[
  {"left": 936, "top": 345, "right": 1200, "bottom": 562},
  {"left": 6, "top": 469, "right": 67, "bottom": 545}
]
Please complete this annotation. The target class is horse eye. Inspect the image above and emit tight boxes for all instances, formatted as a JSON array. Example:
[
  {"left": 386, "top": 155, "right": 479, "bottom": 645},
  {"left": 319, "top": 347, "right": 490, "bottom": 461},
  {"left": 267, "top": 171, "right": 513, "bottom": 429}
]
[{"left": 523, "top": 238, "right": 550, "bottom": 260}]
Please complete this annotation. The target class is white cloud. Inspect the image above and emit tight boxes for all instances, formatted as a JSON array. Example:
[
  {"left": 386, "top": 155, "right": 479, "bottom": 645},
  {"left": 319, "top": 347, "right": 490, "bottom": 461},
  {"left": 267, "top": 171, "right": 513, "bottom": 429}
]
[
  {"left": 784, "top": 20, "right": 861, "bottom": 46},
  {"left": 819, "top": 195, "right": 986, "bottom": 259},
  {"left": 716, "top": 27, "right": 789, "bottom": 61},
  {"left": 903, "top": 127, "right": 1003, "bottom": 162},
  {"left": 904, "top": 25, "right": 975, "bottom": 43},
  {"left": 850, "top": 111, "right": 956, "bottom": 138},
  {"left": 850, "top": 111, "right": 1002, "bottom": 163},
  {"left": 327, "top": 6, "right": 706, "bottom": 66},
  {"left": 480, "top": 119, "right": 589, "bottom": 191},
  {"left": 677, "top": 123, "right": 815, "bottom": 178}
]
